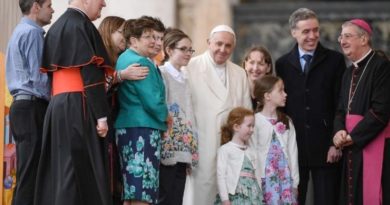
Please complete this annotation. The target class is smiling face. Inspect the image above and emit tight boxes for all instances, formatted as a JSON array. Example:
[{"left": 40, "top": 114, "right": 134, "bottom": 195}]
[
  {"left": 207, "top": 31, "right": 235, "bottom": 65},
  {"left": 339, "top": 24, "right": 369, "bottom": 62},
  {"left": 233, "top": 115, "right": 255, "bottom": 144},
  {"left": 291, "top": 18, "right": 320, "bottom": 52},
  {"left": 131, "top": 30, "right": 156, "bottom": 57},
  {"left": 167, "top": 37, "right": 193, "bottom": 68},
  {"left": 244, "top": 50, "right": 271, "bottom": 82}
]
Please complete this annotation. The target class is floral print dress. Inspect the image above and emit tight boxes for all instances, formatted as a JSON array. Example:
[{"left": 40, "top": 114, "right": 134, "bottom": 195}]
[
  {"left": 160, "top": 102, "right": 198, "bottom": 167},
  {"left": 215, "top": 156, "right": 263, "bottom": 205},
  {"left": 116, "top": 128, "right": 161, "bottom": 204},
  {"left": 262, "top": 119, "right": 297, "bottom": 205}
]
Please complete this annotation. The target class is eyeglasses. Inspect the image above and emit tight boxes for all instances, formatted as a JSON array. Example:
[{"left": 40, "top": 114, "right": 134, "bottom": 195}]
[
  {"left": 175, "top": 47, "right": 195, "bottom": 54},
  {"left": 338, "top": 33, "right": 361, "bottom": 42},
  {"left": 140, "top": 35, "right": 163, "bottom": 41}
]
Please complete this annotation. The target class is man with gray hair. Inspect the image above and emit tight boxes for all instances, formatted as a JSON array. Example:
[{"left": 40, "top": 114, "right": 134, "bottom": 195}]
[
  {"left": 183, "top": 25, "right": 252, "bottom": 205},
  {"left": 333, "top": 19, "right": 390, "bottom": 205},
  {"left": 275, "top": 8, "right": 346, "bottom": 205},
  {"left": 34, "top": 0, "right": 112, "bottom": 205}
]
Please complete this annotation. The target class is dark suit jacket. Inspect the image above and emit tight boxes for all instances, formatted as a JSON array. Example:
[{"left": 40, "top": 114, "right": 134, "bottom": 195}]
[{"left": 275, "top": 43, "right": 346, "bottom": 167}]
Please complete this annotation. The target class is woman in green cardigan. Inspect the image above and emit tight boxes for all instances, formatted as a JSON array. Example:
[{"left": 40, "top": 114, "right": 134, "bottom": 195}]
[{"left": 115, "top": 17, "right": 168, "bottom": 205}]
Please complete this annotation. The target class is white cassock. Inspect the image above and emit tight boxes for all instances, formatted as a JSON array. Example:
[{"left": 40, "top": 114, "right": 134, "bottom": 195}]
[{"left": 182, "top": 51, "right": 252, "bottom": 205}]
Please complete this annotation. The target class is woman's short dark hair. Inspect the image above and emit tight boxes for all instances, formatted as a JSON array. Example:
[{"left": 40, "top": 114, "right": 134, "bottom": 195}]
[{"left": 123, "top": 18, "right": 156, "bottom": 42}]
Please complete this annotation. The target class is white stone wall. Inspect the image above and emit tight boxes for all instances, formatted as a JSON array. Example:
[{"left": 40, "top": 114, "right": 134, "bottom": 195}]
[
  {"left": 49, "top": 0, "right": 176, "bottom": 30},
  {"left": 0, "top": 0, "right": 21, "bottom": 52}
]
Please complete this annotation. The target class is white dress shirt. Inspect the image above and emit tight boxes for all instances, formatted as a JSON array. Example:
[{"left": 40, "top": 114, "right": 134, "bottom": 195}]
[{"left": 160, "top": 61, "right": 185, "bottom": 83}]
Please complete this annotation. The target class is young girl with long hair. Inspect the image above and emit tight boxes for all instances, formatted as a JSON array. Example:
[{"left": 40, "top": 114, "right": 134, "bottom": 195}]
[
  {"left": 252, "top": 75, "right": 299, "bottom": 204},
  {"left": 158, "top": 28, "right": 198, "bottom": 205},
  {"left": 215, "top": 107, "right": 263, "bottom": 205}
]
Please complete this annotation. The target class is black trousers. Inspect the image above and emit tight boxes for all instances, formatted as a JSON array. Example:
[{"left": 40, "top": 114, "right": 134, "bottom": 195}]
[
  {"left": 158, "top": 163, "right": 187, "bottom": 205},
  {"left": 9, "top": 99, "right": 48, "bottom": 205},
  {"left": 298, "top": 165, "right": 341, "bottom": 205}
]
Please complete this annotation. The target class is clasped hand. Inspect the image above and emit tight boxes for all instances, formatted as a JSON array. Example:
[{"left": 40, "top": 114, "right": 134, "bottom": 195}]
[{"left": 333, "top": 130, "right": 353, "bottom": 148}]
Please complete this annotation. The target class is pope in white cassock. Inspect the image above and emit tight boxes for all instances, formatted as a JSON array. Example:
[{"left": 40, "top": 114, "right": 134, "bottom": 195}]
[{"left": 183, "top": 25, "right": 252, "bottom": 205}]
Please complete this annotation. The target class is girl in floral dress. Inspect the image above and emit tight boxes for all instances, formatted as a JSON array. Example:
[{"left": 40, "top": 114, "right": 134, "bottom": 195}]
[
  {"left": 158, "top": 28, "right": 198, "bottom": 205},
  {"left": 215, "top": 107, "right": 263, "bottom": 205},
  {"left": 251, "top": 75, "right": 299, "bottom": 205}
]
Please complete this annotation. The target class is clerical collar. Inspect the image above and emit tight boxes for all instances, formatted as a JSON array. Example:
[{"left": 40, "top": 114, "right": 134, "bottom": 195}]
[
  {"left": 353, "top": 49, "right": 373, "bottom": 68},
  {"left": 206, "top": 51, "right": 227, "bottom": 86}
]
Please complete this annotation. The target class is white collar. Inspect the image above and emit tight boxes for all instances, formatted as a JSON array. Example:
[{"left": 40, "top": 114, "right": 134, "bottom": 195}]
[
  {"left": 352, "top": 49, "right": 373, "bottom": 67},
  {"left": 163, "top": 61, "right": 185, "bottom": 83}
]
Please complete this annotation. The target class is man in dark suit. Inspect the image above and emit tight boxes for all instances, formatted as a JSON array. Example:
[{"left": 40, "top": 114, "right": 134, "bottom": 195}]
[{"left": 275, "top": 8, "right": 346, "bottom": 205}]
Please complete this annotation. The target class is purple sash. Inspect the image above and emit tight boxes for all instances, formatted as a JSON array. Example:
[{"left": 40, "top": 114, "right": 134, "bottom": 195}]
[{"left": 346, "top": 114, "right": 390, "bottom": 205}]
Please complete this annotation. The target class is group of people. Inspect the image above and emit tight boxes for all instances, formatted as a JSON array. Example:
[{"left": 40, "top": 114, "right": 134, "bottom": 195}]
[{"left": 5, "top": 0, "right": 390, "bottom": 204}]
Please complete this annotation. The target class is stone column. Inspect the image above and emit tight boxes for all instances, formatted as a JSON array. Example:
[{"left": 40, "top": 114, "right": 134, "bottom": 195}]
[{"left": 178, "top": 0, "right": 234, "bottom": 55}]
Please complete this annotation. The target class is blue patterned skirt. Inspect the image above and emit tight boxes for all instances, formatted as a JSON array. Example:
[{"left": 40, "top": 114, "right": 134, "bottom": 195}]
[{"left": 116, "top": 127, "right": 161, "bottom": 204}]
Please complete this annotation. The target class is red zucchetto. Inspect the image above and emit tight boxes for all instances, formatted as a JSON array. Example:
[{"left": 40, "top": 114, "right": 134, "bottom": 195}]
[{"left": 350, "top": 19, "right": 372, "bottom": 36}]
